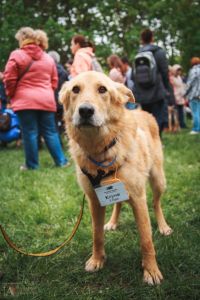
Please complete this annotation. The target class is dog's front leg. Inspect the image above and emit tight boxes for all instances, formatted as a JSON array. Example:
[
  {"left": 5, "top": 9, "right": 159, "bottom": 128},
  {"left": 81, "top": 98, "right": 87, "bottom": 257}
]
[
  {"left": 85, "top": 194, "right": 106, "bottom": 272},
  {"left": 130, "top": 194, "right": 163, "bottom": 285}
]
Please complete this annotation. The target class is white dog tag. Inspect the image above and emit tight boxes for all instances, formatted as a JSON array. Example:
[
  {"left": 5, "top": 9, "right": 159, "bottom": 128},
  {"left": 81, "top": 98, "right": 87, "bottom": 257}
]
[{"left": 95, "top": 181, "right": 129, "bottom": 207}]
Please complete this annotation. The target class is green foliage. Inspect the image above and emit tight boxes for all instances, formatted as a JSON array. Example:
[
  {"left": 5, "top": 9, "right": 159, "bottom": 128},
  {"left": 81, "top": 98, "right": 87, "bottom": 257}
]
[
  {"left": 0, "top": 127, "right": 200, "bottom": 299},
  {"left": 0, "top": 0, "right": 200, "bottom": 70}
]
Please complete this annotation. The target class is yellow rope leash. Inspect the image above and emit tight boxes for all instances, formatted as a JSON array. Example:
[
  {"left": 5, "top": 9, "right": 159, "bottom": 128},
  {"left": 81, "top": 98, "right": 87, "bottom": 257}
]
[{"left": 0, "top": 195, "right": 85, "bottom": 257}]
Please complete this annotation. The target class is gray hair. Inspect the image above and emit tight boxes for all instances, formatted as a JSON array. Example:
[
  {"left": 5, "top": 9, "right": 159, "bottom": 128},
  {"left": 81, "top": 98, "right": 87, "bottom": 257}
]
[{"left": 48, "top": 51, "right": 60, "bottom": 63}]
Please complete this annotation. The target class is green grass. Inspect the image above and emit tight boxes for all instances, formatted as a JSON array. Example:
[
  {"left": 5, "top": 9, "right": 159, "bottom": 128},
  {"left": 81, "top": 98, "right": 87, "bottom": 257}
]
[{"left": 0, "top": 129, "right": 200, "bottom": 300}]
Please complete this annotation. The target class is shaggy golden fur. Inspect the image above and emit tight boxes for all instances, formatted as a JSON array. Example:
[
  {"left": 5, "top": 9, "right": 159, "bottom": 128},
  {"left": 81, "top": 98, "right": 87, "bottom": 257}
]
[{"left": 60, "top": 71, "right": 172, "bottom": 285}]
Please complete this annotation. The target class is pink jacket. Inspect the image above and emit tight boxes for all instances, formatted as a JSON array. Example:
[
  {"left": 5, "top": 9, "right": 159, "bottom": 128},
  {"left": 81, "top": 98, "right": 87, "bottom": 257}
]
[
  {"left": 70, "top": 47, "right": 93, "bottom": 78},
  {"left": 3, "top": 44, "right": 58, "bottom": 112},
  {"left": 170, "top": 75, "right": 186, "bottom": 105},
  {"left": 109, "top": 68, "right": 125, "bottom": 84}
]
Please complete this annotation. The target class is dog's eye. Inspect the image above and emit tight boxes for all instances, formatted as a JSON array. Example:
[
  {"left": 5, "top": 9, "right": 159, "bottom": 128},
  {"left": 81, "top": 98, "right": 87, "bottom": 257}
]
[
  {"left": 98, "top": 86, "right": 107, "bottom": 94},
  {"left": 72, "top": 86, "right": 80, "bottom": 94}
]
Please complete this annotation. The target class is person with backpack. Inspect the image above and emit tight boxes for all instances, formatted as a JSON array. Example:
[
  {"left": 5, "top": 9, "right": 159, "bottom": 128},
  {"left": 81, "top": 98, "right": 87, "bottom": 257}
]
[
  {"left": 70, "top": 35, "right": 103, "bottom": 78},
  {"left": 133, "top": 28, "right": 170, "bottom": 136},
  {"left": 3, "top": 27, "right": 69, "bottom": 170}
]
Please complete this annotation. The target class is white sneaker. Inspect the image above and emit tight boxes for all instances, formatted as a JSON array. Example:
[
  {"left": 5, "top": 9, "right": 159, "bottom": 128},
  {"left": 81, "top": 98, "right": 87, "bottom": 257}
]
[
  {"left": 189, "top": 131, "right": 199, "bottom": 135},
  {"left": 20, "top": 165, "right": 28, "bottom": 171},
  {"left": 60, "top": 161, "right": 71, "bottom": 168}
]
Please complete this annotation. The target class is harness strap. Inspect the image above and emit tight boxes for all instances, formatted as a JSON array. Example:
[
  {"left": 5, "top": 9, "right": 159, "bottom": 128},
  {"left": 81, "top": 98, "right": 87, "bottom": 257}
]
[
  {"left": 0, "top": 195, "right": 85, "bottom": 257},
  {"left": 81, "top": 168, "right": 115, "bottom": 187}
]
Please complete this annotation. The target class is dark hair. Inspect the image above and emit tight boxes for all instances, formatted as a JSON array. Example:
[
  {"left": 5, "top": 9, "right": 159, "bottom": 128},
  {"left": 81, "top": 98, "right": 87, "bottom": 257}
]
[
  {"left": 107, "top": 54, "right": 124, "bottom": 74},
  {"left": 72, "top": 35, "right": 88, "bottom": 48},
  {"left": 66, "top": 58, "right": 74, "bottom": 65},
  {"left": 121, "top": 56, "right": 130, "bottom": 65},
  {"left": 86, "top": 40, "right": 96, "bottom": 52},
  {"left": 141, "top": 28, "right": 153, "bottom": 44}
]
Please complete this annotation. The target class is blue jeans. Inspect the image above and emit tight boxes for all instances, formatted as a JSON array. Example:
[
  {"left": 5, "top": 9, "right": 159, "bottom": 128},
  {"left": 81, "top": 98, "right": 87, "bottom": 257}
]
[
  {"left": 189, "top": 99, "right": 200, "bottom": 132},
  {"left": 17, "top": 110, "right": 68, "bottom": 169}
]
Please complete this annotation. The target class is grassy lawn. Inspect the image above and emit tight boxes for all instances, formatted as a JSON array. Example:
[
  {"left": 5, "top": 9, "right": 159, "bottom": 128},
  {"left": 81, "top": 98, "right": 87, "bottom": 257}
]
[{"left": 0, "top": 129, "right": 200, "bottom": 300}]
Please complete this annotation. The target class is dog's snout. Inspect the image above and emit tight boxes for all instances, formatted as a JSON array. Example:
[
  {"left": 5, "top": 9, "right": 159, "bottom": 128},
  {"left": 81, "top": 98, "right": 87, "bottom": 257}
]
[{"left": 79, "top": 104, "right": 95, "bottom": 119}]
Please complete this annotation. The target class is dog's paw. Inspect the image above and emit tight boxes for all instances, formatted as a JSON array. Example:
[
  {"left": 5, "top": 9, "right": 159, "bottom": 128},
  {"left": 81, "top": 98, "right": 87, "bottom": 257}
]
[
  {"left": 159, "top": 224, "right": 173, "bottom": 236},
  {"left": 143, "top": 267, "right": 163, "bottom": 285},
  {"left": 104, "top": 222, "right": 117, "bottom": 231},
  {"left": 85, "top": 255, "right": 106, "bottom": 272}
]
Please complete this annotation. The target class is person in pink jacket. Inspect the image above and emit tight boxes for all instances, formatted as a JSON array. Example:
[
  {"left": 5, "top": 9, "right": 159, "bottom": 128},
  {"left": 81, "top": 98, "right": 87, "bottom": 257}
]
[
  {"left": 170, "top": 64, "right": 187, "bottom": 128},
  {"left": 3, "top": 27, "right": 68, "bottom": 170},
  {"left": 70, "top": 34, "right": 94, "bottom": 78},
  {"left": 107, "top": 54, "right": 125, "bottom": 84}
]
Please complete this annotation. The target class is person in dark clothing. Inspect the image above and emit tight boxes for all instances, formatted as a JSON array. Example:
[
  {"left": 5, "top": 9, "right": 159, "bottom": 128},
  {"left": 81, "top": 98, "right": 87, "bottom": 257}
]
[
  {"left": 0, "top": 72, "right": 7, "bottom": 110},
  {"left": 48, "top": 51, "right": 69, "bottom": 135},
  {"left": 133, "top": 29, "right": 170, "bottom": 136},
  {"left": 121, "top": 57, "right": 134, "bottom": 91}
]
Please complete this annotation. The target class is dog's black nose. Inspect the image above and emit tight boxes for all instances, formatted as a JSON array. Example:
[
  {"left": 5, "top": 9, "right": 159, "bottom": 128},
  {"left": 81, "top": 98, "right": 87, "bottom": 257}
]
[{"left": 79, "top": 104, "right": 94, "bottom": 119}]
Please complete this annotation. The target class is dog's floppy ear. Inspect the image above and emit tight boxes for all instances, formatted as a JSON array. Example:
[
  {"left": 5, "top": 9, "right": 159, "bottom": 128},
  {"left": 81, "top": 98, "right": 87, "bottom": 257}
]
[
  {"left": 59, "top": 82, "right": 71, "bottom": 110},
  {"left": 112, "top": 82, "right": 135, "bottom": 104}
]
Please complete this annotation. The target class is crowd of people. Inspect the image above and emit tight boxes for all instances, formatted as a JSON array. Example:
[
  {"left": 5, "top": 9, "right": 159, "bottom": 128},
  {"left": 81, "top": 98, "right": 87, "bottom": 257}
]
[{"left": 0, "top": 26, "right": 200, "bottom": 170}]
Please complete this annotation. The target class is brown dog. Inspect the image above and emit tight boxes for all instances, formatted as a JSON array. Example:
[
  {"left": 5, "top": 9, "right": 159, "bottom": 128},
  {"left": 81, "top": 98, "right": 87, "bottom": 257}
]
[{"left": 60, "top": 71, "right": 172, "bottom": 285}]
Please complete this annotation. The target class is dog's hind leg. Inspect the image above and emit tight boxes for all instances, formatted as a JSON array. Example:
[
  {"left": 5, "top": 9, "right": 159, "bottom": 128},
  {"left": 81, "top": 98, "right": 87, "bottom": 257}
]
[
  {"left": 149, "top": 165, "right": 173, "bottom": 236},
  {"left": 104, "top": 203, "right": 122, "bottom": 231}
]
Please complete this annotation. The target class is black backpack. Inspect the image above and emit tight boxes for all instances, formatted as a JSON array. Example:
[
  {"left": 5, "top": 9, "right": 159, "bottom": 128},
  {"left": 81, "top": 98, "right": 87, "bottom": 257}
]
[{"left": 133, "top": 49, "right": 158, "bottom": 88}]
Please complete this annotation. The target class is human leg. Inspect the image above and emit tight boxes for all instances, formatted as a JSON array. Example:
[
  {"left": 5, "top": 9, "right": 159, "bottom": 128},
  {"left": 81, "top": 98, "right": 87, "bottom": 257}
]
[
  {"left": 197, "top": 101, "right": 200, "bottom": 132},
  {"left": 17, "top": 110, "right": 39, "bottom": 169},
  {"left": 176, "top": 105, "right": 186, "bottom": 128},
  {"left": 38, "top": 111, "right": 68, "bottom": 166},
  {"left": 190, "top": 100, "right": 200, "bottom": 132},
  {"left": 142, "top": 100, "right": 165, "bottom": 136}
]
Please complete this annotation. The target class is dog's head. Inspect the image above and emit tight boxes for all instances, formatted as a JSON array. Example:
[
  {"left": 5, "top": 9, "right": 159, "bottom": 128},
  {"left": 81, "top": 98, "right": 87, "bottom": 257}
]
[{"left": 59, "top": 71, "right": 135, "bottom": 129}]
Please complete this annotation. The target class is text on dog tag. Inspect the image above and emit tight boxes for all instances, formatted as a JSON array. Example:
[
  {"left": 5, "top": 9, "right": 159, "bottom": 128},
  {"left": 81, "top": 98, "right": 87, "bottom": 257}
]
[{"left": 94, "top": 182, "right": 129, "bottom": 206}]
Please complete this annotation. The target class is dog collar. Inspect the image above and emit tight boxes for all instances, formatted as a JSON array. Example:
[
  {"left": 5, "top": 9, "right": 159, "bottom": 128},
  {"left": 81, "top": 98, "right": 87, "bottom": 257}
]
[
  {"left": 88, "top": 156, "right": 116, "bottom": 168},
  {"left": 88, "top": 138, "right": 117, "bottom": 168}
]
